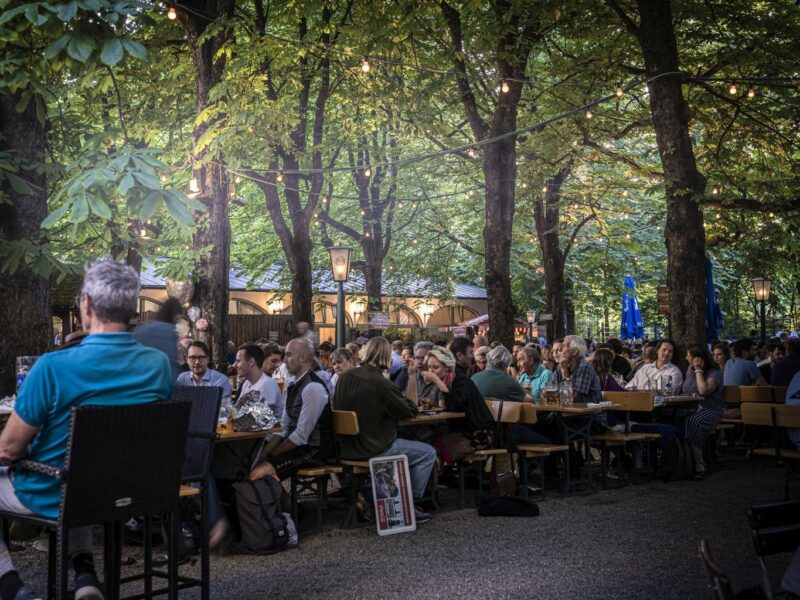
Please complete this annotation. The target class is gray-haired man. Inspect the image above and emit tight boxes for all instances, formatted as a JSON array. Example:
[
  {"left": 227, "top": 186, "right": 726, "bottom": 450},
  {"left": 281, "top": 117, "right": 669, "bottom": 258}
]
[{"left": 0, "top": 258, "right": 173, "bottom": 600}]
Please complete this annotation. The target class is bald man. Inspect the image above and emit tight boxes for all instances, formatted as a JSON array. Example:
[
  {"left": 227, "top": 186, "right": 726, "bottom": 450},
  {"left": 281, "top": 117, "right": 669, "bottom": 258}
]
[{"left": 252, "top": 337, "right": 333, "bottom": 481}]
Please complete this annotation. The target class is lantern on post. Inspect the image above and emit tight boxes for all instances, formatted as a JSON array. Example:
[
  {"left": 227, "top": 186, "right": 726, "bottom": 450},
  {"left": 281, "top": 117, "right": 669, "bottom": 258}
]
[
  {"left": 751, "top": 277, "right": 771, "bottom": 343},
  {"left": 328, "top": 246, "right": 352, "bottom": 347}
]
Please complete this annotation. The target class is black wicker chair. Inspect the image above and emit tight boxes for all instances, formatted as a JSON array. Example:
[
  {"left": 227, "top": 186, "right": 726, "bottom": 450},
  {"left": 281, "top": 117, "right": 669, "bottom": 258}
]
[
  {"left": 120, "top": 386, "right": 222, "bottom": 600},
  {"left": 0, "top": 400, "right": 191, "bottom": 600}
]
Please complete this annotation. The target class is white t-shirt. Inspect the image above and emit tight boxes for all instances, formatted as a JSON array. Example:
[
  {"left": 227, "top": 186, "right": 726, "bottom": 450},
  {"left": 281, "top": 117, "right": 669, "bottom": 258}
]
[
  {"left": 237, "top": 373, "right": 283, "bottom": 418},
  {"left": 625, "top": 362, "right": 683, "bottom": 393}
]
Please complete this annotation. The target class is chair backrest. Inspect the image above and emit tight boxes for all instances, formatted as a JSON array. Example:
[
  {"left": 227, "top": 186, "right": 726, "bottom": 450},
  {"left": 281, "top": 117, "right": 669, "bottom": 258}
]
[
  {"left": 171, "top": 385, "right": 222, "bottom": 482},
  {"left": 332, "top": 410, "right": 360, "bottom": 436},
  {"left": 740, "top": 387, "right": 773, "bottom": 403},
  {"left": 775, "top": 404, "right": 800, "bottom": 429},
  {"left": 601, "top": 391, "right": 654, "bottom": 412},
  {"left": 747, "top": 501, "right": 800, "bottom": 530},
  {"left": 61, "top": 400, "right": 192, "bottom": 528},
  {"left": 485, "top": 399, "right": 521, "bottom": 423},
  {"left": 772, "top": 387, "right": 789, "bottom": 403},
  {"left": 740, "top": 402, "right": 777, "bottom": 427},
  {"left": 722, "top": 386, "right": 741, "bottom": 405},
  {"left": 519, "top": 403, "right": 537, "bottom": 425},
  {"left": 751, "top": 525, "right": 800, "bottom": 558},
  {"left": 699, "top": 539, "right": 735, "bottom": 600}
]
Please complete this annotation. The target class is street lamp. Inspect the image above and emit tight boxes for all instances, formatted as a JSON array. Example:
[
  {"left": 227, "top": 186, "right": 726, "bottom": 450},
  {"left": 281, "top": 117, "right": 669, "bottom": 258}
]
[
  {"left": 752, "top": 277, "right": 771, "bottom": 343},
  {"left": 421, "top": 300, "right": 435, "bottom": 327},
  {"left": 351, "top": 300, "right": 366, "bottom": 326},
  {"left": 526, "top": 309, "right": 536, "bottom": 342},
  {"left": 328, "top": 246, "right": 352, "bottom": 347},
  {"left": 268, "top": 297, "right": 284, "bottom": 314}
]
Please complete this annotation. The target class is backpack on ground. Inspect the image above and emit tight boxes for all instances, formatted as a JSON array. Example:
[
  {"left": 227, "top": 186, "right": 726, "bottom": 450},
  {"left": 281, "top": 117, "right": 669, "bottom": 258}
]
[
  {"left": 231, "top": 477, "right": 290, "bottom": 555},
  {"left": 661, "top": 437, "right": 694, "bottom": 482}
]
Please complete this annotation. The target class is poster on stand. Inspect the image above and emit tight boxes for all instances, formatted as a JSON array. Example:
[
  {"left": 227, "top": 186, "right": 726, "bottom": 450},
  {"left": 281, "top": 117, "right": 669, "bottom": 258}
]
[{"left": 369, "top": 455, "right": 416, "bottom": 536}]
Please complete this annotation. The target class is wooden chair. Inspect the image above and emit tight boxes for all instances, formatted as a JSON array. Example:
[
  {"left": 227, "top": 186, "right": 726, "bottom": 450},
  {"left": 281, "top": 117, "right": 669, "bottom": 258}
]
[
  {"left": 740, "top": 387, "right": 775, "bottom": 403},
  {"left": 515, "top": 403, "right": 568, "bottom": 500},
  {"left": 699, "top": 539, "right": 735, "bottom": 600},
  {"left": 453, "top": 400, "right": 515, "bottom": 509},
  {"left": 721, "top": 386, "right": 744, "bottom": 425},
  {"left": 290, "top": 464, "right": 343, "bottom": 534},
  {"left": 743, "top": 403, "right": 800, "bottom": 499},
  {"left": 593, "top": 392, "right": 658, "bottom": 488},
  {"left": 332, "top": 410, "right": 371, "bottom": 528}
]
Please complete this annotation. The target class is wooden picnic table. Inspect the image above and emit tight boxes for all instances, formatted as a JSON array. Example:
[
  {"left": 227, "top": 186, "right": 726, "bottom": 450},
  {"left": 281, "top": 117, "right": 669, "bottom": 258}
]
[
  {"left": 536, "top": 402, "right": 621, "bottom": 414},
  {"left": 214, "top": 426, "right": 282, "bottom": 472},
  {"left": 663, "top": 395, "right": 701, "bottom": 405},
  {"left": 215, "top": 427, "right": 282, "bottom": 443},
  {"left": 400, "top": 411, "right": 465, "bottom": 425}
]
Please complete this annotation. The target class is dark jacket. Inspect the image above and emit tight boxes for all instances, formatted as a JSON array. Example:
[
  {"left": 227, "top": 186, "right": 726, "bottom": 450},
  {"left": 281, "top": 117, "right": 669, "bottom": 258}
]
[
  {"left": 443, "top": 372, "right": 494, "bottom": 432},
  {"left": 333, "top": 365, "right": 416, "bottom": 460}
]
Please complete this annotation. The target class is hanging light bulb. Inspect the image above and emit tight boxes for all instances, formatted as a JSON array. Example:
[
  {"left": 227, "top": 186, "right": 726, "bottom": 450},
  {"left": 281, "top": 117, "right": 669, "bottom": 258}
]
[
  {"left": 364, "top": 166, "right": 371, "bottom": 178},
  {"left": 501, "top": 79, "right": 510, "bottom": 93},
  {"left": 398, "top": 201, "right": 404, "bottom": 208},
  {"left": 276, "top": 172, "right": 283, "bottom": 183},
  {"left": 361, "top": 57, "right": 370, "bottom": 73},
  {"left": 542, "top": 186, "right": 547, "bottom": 193},
  {"left": 615, "top": 86, "right": 623, "bottom": 97},
  {"left": 712, "top": 186, "right": 719, "bottom": 195},
  {"left": 234, "top": 175, "right": 241, "bottom": 184},
  {"left": 467, "top": 190, "right": 474, "bottom": 197},
  {"left": 467, "top": 148, "right": 476, "bottom": 158},
  {"left": 188, "top": 177, "right": 200, "bottom": 193},
  {"left": 585, "top": 109, "right": 593, "bottom": 119},
  {"left": 622, "top": 190, "right": 629, "bottom": 198},
  {"left": 360, "top": 209, "right": 365, "bottom": 216},
  {"left": 747, "top": 88, "right": 755, "bottom": 98},
  {"left": 160, "top": 174, "right": 167, "bottom": 182},
  {"left": 521, "top": 182, "right": 528, "bottom": 189},
  {"left": 729, "top": 84, "right": 737, "bottom": 95},
  {"left": 167, "top": 6, "right": 177, "bottom": 20}
]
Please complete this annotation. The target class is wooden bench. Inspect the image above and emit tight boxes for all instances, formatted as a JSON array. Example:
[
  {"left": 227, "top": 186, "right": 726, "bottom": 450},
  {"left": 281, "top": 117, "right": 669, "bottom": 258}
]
[
  {"left": 290, "top": 464, "right": 344, "bottom": 533},
  {"left": 742, "top": 403, "right": 800, "bottom": 499},
  {"left": 595, "top": 391, "right": 663, "bottom": 488},
  {"left": 515, "top": 404, "right": 568, "bottom": 500}
]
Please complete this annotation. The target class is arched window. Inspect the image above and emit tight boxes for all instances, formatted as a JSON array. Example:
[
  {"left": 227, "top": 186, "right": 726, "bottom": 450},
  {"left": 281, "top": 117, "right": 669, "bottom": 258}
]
[
  {"left": 426, "top": 304, "right": 479, "bottom": 327},
  {"left": 229, "top": 298, "right": 267, "bottom": 315},
  {"left": 281, "top": 303, "right": 353, "bottom": 327},
  {"left": 391, "top": 305, "right": 422, "bottom": 327}
]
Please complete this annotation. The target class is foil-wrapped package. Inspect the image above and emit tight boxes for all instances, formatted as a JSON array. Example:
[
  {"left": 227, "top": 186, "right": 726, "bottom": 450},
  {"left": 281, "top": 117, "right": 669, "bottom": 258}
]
[{"left": 231, "top": 392, "right": 279, "bottom": 431}]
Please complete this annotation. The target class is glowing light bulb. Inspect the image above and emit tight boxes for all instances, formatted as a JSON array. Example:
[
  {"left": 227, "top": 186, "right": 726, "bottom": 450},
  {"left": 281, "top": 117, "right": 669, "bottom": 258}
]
[
  {"left": 712, "top": 187, "right": 719, "bottom": 195},
  {"left": 729, "top": 84, "right": 737, "bottom": 95},
  {"left": 622, "top": 190, "right": 628, "bottom": 197},
  {"left": 234, "top": 175, "right": 241, "bottom": 183},
  {"left": 361, "top": 58, "right": 370, "bottom": 73},
  {"left": 585, "top": 109, "right": 593, "bottom": 119},
  {"left": 542, "top": 186, "right": 547, "bottom": 193},
  {"left": 521, "top": 182, "right": 528, "bottom": 189},
  {"left": 360, "top": 209, "right": 365, "bottom": 216},
  {"left": 160, "top": 175, "right": 167, "bottom": 182},
  {"left": 276, "top": 172, "right": 283, "bottom": 183},
  {"left": 467, "top": 148, "right": 476, "bottom": 158},
  {"left": 747, "top": 88, "right": 755, "bottom": 98},
  {"left": 365, "top": 231, "right": 370, "bottom": 237},
  {"left": 615, "top": 86, "right": 623, "bottom": 97},
  {"left": 364, "top": 167, "right": 371, "bottom": 177},
  {"left": 167, "top": 6, "right": 177, "bottom": 20},
  {"left": 501, "top": 80, "right": 509, "bottom": 93}
]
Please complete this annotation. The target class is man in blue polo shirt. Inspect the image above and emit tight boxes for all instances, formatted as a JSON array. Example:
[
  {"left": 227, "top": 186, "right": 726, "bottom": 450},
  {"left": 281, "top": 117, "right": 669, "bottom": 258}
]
[
  {"left": 0, "top": 258, "right": 172, "bottom": 600},
  {"left": 723, "top": 338, "right": 767, "bottom": 387}
]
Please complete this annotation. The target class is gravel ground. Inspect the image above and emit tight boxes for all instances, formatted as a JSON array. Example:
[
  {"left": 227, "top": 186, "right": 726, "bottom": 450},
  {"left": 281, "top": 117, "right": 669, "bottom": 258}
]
[{"left": 8, "top": 453, "right": 795, "bottom": 599}]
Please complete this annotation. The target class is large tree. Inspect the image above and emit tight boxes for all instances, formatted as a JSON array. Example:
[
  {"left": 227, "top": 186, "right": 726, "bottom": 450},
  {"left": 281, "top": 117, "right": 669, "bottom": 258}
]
[{"left": 178, "top": 0, "right": 235, "bottom": 369}]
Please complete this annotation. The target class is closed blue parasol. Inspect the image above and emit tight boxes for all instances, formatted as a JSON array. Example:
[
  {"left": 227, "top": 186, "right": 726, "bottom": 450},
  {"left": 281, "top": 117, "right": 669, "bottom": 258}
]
[
  {"left": 705, "top": 257, "right": 725, "bottom": 341},
  {"left": 620, "top": 275, "right": 644, "bottom": 340}
]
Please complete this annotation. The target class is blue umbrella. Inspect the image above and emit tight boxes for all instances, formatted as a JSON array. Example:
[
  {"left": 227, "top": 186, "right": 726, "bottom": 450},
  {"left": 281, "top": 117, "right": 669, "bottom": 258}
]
[
  {"left": 705, "top": 257, "right": 725, "bottom": 341},
  {"left": 620, "top": 275, "right": 644, "bottom": 340}
]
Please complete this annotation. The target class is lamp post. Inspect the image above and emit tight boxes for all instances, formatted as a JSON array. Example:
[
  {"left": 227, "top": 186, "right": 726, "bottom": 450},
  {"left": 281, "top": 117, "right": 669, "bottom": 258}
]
[
  {"left": 328, "top": 246, "right": 352, "bottom": 348},
  {"left": 268, "top": 297, "right": 284, "bottom": 314},
  {"left": 752, "top": 277, "right": 771, "bottom": 343},
  {"left": 421, "top": 300, "right": 435, "bottom": 330},
  {"left": 526, "top": 309, "right": 536, "bottom": 342}
]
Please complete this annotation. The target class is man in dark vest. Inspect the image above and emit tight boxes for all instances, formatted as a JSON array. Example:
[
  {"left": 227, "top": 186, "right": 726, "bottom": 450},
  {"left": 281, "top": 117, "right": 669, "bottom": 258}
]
[{"left": 251, "top": 337, "right": 332, "bottom": 481}]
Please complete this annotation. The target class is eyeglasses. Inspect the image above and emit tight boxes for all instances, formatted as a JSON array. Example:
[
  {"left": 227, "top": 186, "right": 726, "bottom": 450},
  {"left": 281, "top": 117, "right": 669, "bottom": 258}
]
[{"left": 187, "top": 355, "right": 208, "bottom": 362}]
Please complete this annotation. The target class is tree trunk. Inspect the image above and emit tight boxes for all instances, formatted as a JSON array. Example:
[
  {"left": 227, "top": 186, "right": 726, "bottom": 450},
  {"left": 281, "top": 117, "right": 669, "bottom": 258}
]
[
  {"left": 482, "top": 140, "right": 517, "bottom": 349},
  {"left": 180, "top": 1, "right": 234, "bottom": 371},
  {"left": 636, "top": 0, "right": 707, "bottom": 356},
  {"left": 533, "top": 167, "right": 571, "bottom": 341},
  {"left": 0, "top": 94, "right": 50, "bottom": 395},
  {"left": 362, "top": 247, "right": 384, "bottom": 337}
]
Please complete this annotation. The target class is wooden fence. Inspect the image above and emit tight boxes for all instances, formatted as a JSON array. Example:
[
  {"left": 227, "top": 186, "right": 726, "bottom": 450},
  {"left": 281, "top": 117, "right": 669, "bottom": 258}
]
[{"left": 228, "top": 314, "right": 295, "bottom": 346}]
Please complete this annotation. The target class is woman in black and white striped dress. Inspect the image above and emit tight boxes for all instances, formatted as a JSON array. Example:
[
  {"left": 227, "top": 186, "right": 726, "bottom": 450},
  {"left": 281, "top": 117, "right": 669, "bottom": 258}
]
[{"left": 681, "top": 345, "right": 725, "bottom": 480}]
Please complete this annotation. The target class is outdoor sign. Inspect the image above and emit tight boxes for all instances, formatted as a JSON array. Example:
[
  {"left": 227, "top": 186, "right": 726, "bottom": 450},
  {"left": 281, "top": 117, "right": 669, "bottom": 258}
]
[
  {"left": 538, "top": 313, "right": 553, "bottom": 322},
  {"left": 268, "top": 331, "right": 279, "bottom": 341},
  {"left": 657, "top": 286, "right": 670, "bottom": 316},
  {"left": 367, "top": 311, "right": 390, "bottom": 329},
  {"left": 369, "top": 455, "right": 416, "bottom": 536},
  {"left": 451, "top": 326, "right": 467, "bottom": 337}
]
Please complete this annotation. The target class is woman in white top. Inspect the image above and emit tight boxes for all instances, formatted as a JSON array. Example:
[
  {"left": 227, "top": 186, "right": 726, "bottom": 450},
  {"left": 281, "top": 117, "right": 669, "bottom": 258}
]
[{"left": 625, "top": 339, "right": 683, "bottom": 393}]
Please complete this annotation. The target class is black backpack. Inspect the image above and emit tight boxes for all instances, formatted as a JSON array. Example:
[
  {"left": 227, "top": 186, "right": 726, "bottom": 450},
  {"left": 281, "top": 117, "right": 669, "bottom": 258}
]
[
  {"left": 231, "top": 477, "right": 290, "bottom": 555},
  {"left": 661, "top": 437, "right": 695, "bottom": 482}
]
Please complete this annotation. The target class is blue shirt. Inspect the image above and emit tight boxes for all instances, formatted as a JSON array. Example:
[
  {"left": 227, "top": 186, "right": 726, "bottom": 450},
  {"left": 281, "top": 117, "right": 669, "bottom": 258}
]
[
  {"left": 517, "top": 364, "right": 553, "bottom": 400},
  {"left": 13, "top": 333, "right": 173, "bottom": 518},
  {"left": 176, "top": 367, "right": 232, "bottom": 402},
  {"left": 723, "top": 358, "right": 762, "bottom": 386}
]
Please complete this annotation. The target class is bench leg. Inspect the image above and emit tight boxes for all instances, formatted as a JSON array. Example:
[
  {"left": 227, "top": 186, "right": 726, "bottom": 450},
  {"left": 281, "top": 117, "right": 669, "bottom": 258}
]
[{"left": 519, "top": 454, "right": 528, "bottom": 499}]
